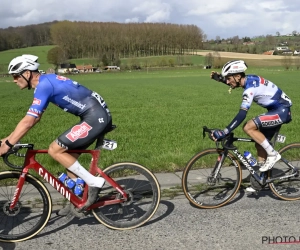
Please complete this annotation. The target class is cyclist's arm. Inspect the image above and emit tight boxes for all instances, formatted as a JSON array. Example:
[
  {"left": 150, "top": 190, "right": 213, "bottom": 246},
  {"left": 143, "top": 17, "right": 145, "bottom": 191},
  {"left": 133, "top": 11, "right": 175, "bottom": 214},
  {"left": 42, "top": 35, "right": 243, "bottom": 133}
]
[
  {"left": 224, "top": 89, "right": 254, "bottom": 134},
  {"left": 6, "top": 114, "right": 43, "bottom": 145},
  {"left": 224, "top": 109, "right": 247, "bottom": 134},
  {"left": 3, "top": 80, "right": 51, "bottom": 147}
]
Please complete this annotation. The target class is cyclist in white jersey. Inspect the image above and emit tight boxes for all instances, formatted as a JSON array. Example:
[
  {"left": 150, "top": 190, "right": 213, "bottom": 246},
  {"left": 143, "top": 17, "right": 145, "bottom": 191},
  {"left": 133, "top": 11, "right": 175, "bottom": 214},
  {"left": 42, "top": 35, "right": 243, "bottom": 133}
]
[{"left": 210, "top": 60, "right": 292, "bottom": 181}]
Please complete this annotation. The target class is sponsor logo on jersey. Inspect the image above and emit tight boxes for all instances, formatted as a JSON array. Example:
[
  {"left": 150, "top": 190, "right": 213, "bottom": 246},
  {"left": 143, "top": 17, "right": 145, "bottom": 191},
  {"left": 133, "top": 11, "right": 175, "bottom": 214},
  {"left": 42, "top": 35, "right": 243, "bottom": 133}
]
[
  {"left": 62, "top": 95, "right": 86, "bottom": 110},
  {"left": 66, "top": 122, "right": 92, "bottom": 142},
  {"left": 56, "top": 75, "right": 69, "bottom": 81},
  {"left": 260, "top": 114, "right": 282, "bottom": 127},
  {"left": 242, "top": 94, "right": 250, "bottom": 102},
  {"left": 32, "top": 98, "right": 41, "bottom": 105},
  {"left": 259, "top": 76, "right": 265, "bottom": 84}
]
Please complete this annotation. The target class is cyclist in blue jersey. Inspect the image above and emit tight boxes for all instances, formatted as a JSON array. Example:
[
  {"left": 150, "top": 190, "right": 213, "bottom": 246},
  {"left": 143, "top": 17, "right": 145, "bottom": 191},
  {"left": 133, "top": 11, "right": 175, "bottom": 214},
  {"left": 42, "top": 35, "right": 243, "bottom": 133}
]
[
  {"left": 0, "top": 54, "right": 112, "bottom": 214},
  {"left": 210, "top": 60, "right": 292, "bottom": 192}
]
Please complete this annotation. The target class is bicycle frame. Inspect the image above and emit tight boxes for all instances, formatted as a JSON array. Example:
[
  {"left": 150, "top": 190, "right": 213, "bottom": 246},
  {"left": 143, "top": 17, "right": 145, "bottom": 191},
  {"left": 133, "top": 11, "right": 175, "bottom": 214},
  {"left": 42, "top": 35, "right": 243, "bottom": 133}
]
[
  {"left": 217, "top": 135, "right": 298, "bottom": 186},
  {"left": 9, "top": 145, "right": 128, "bottom": 211}
]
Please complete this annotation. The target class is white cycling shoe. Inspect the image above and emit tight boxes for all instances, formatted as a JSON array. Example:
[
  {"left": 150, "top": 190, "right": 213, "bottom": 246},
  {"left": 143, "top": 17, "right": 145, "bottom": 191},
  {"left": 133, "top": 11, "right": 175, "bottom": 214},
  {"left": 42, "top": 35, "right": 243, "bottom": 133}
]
[
  {"left": 259, "top": 153, "right": 281, "bottom": 172},
  {"left": 245, "top": 186, "right": 257, "bottom": 192}
]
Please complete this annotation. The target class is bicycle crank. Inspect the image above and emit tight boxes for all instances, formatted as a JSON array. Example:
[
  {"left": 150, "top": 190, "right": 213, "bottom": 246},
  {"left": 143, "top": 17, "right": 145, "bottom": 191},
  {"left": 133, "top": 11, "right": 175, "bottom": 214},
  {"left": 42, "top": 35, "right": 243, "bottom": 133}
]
[{"left": 250, "top": 173, "right": 267, "bottom": 191}]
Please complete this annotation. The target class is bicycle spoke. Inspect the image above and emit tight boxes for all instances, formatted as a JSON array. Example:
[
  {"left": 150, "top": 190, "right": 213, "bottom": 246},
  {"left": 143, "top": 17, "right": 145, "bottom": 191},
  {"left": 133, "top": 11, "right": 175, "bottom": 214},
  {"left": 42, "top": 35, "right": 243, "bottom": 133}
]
[
  {"left": 269, "top": 143, "right": 300, "bottom": 200},
  {"left": 182, "top": 149, "right": 241, "bottom": 208},
  {"left": 0, "top": 172, "right": 51, "bottom": 242},
  {"left": 92, "top": 162, "right": 160, "bottom": 229}
]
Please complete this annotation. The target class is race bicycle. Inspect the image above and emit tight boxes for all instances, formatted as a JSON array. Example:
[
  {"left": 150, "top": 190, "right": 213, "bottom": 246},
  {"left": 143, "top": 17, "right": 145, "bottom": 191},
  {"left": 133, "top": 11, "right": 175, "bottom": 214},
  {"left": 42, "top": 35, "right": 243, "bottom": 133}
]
[
  {"left": 0, "top": 125, "right": 161, "bottom": 242},
  {"left": 182, "top": 126, "right": 300, "bottom": 209}
]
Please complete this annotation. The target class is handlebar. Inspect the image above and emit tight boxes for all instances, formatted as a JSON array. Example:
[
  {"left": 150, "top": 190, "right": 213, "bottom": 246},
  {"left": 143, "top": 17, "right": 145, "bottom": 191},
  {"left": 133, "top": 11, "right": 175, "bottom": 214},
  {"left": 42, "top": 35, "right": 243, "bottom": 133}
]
[
  {"left": 1, "top": 143, "right": 33, "bottom": 169},
  {"left": 202, "top": 126, "right": 237, "bottom": 150}
]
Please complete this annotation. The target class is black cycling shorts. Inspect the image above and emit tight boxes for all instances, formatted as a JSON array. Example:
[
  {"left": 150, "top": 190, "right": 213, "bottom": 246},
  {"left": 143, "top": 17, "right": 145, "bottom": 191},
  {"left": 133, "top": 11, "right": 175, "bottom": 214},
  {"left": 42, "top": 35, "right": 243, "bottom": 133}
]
[{"left": 56, "top": 97, "right": 112, "bottom": 150}]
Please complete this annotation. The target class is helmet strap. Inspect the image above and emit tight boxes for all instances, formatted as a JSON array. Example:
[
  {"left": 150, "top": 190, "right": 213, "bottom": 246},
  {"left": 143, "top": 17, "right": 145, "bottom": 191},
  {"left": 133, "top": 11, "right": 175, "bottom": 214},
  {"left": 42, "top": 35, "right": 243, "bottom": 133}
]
[
  {"left": 20, "top": 71, "right": 33, "bottom": 90},
  {"left": 233, "top": 75, "right": 241, "bottom": 87}
]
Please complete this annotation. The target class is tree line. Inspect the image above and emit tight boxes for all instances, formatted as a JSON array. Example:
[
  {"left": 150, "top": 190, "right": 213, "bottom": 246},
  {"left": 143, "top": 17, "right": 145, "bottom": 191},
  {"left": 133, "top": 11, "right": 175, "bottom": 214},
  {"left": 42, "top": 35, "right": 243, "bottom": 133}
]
[
  {"left": 204, "top": 34, "right": 300, "bottom": 54},
  {"left": 50, "top": 21, "right": 204, "bottom": 62},
  {"left": 0, "top": 22, "right": 55, "bottom": 51},
  {"left": 0, "top": 21, "right": 204, "bottom": 63}
]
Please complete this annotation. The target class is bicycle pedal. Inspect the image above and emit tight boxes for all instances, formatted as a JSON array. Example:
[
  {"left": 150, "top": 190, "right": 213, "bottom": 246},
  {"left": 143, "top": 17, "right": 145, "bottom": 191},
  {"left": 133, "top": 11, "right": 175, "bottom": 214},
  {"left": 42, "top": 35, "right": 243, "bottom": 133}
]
[{"left": 70, "top": 205, "right": 88, "bottom": 218}]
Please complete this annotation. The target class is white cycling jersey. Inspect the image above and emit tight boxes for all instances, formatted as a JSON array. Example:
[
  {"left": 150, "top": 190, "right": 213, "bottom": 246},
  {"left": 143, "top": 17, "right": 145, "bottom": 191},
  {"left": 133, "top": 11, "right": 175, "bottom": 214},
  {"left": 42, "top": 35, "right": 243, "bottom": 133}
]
[{"left": 241, "top": 75, "right": 292, "bottom": 111}]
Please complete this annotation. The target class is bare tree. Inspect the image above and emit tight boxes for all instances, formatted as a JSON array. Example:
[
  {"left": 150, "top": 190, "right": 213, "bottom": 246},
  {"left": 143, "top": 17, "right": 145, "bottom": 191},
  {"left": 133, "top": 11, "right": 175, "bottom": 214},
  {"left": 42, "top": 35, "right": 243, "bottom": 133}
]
[
  {"left": 212, "top": 51, "right": 222, "bottom": 68},
  {"left": 204, "top": 53, "right": 213, "bottom": 67},
  {"left": 265, "top": 35, "right": 276, "bottom": 47},
  {"left": 47, "top": 46, "right": 68, "bottom": 71},
  {"left": 281, "top": 54, "right": 293, "bottom": 70},
  {"left": 294, "top": 55, "right": 300, "bottom": 70}
]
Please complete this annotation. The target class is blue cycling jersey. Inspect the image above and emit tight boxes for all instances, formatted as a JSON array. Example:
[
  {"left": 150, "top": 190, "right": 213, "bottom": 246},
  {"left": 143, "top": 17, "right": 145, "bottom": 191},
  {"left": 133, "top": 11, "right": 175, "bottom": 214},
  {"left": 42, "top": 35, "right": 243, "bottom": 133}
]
[{"left": 27, "top": 74, "right": 103, "bottom": 118}]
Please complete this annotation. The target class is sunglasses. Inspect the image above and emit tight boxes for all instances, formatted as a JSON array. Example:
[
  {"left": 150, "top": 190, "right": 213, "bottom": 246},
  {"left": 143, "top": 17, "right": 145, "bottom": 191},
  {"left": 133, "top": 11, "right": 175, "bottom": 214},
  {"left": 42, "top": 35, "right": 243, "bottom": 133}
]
[
  {"left": 12, "top": 73, "right": 21, "bottom": 78},
  {"left": 11, "top": 71, "right": 26, "bottom": 78}
]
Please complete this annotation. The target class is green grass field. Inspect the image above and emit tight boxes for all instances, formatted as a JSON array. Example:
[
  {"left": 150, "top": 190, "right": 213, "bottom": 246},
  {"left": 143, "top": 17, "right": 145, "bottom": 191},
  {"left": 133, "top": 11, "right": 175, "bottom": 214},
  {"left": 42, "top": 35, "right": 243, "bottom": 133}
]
[{"left": 0, "top": 68, "right": 299, "bottom": 175}]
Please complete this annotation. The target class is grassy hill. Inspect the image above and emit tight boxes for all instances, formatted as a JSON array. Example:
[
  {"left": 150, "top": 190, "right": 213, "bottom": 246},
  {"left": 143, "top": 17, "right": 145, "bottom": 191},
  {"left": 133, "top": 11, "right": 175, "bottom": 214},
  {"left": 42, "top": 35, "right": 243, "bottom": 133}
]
[{"left": 0, "top": 46, "right": 56, "bottom": 71}]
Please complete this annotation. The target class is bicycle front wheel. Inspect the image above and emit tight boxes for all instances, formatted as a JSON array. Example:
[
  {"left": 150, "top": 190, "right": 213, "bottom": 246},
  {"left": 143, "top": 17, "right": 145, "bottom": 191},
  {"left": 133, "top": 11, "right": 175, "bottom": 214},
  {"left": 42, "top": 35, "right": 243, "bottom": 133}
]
[
  {"left": 269, "top": 143, "right": 300, "bottom": 200},
  {"left": 0, "top": 171, "right": 52, "bottom": 242},
  {"left": 182, "top": 148, "right": 242, "bottom": 209},
  {"left": 92, "top": 162, "right": 161, "bottom": 230}
]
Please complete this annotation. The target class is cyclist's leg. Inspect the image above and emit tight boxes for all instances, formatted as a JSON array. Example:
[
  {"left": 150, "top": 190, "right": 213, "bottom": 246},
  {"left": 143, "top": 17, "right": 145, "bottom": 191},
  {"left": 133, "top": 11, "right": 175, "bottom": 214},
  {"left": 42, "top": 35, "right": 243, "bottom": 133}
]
[
  {"left": 50, "top": 102, "right": 112, "bottom": 215},
  {"left": 250, "top": 108, "right": 291, "bottom": 171},
  {"left": 243, "top": 119, "right": 268, "bottom": 162},
  {"left": 49, "top": 104, "right": 111, "bottom": 186}
]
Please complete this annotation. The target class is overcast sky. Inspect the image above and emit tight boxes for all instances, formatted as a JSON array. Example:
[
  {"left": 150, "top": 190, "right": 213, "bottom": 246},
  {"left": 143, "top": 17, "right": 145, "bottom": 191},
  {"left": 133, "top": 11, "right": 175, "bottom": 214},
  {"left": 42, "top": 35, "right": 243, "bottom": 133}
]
[{"left": 1, "top": 0, "right": 299, "bottom": 40}]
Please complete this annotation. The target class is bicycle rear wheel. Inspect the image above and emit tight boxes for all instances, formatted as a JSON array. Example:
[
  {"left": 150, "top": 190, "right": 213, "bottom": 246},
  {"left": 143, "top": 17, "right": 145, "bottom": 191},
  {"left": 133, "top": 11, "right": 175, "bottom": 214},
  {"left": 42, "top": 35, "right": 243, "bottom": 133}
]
[
  {"left": 182, "top": 148, "right": 242, "bottom": 209},
  {"left": 0, "top": 171, "right": 52, "bottom": 242},
  {"left": 92, "top": 162, "right": 161, "bottom": 230},
  {"left": 269, "top": 143, "right": 300, "bottom": 200}
]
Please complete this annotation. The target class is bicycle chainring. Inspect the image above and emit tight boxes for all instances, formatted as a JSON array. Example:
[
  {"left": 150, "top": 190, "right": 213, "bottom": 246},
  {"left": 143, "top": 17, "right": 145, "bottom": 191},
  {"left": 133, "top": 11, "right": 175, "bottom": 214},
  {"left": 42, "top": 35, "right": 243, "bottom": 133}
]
[{"left": 249, "top": 174, "right": 266, "bottom": 191}]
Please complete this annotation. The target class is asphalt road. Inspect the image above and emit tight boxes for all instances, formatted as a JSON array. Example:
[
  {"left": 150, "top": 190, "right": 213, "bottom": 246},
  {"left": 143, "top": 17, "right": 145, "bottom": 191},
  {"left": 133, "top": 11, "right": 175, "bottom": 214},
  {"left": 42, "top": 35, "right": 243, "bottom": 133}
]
[{"left": 2, "top": 190, "right": 300, "bottom": 250}]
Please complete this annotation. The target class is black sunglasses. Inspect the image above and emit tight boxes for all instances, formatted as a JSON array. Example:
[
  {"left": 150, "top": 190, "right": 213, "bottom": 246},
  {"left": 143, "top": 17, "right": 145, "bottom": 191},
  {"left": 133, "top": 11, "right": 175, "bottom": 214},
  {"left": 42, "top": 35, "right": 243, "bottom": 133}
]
[{"left": 11, "top": 71, "right": 26, "bottom": 78}]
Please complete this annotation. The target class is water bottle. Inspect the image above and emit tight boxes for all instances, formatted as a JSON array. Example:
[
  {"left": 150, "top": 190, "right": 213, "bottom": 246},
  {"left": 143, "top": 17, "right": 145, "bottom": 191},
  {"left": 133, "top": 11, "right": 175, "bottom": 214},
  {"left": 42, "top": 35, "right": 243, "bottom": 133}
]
[
  {"left": 58, "top": 173, "right": 76, "bottom": 189},
  {"left": 74, "top": 177, "right": 85, "bottom": 196},
  {"left": 244, "top": 151, "right": 257, "bottom": 167}
]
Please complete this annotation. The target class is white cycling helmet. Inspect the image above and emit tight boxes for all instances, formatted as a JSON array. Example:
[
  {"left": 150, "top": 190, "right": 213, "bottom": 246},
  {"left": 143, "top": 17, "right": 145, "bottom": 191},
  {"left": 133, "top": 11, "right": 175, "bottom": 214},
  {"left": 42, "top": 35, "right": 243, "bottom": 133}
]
[
  {"left": 221, "top": 60, "right": 247, "bottom": 77},
  {"left": 8, "top": 54, "right": 40, "bottom": 74}
]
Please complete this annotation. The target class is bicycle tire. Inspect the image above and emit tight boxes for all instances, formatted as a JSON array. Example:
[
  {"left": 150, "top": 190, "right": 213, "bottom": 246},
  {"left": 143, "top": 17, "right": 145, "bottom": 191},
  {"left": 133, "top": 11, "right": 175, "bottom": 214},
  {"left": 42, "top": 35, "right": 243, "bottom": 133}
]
[
  {"left": 0, "top": 171, "right": 52, "bottom": 242},
  {"left": 182, "top": 148, "right": 242, "bottom": 209},
  {"left": 269, "top": 143, "right": 300, "bottom": 200},
  {"left": 92, "top": 162, "right": 161, "bottom": 230}
]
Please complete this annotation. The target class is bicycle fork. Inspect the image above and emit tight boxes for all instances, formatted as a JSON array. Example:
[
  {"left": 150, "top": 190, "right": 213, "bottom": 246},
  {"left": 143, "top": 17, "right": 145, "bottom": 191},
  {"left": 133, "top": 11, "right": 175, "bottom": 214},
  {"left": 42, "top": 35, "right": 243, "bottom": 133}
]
[
  {"left": 208, "top": 151, "right": 228, "bottom": 185},
  {"left": 9, "top": 172, "right": 27, "bottom": 212}
]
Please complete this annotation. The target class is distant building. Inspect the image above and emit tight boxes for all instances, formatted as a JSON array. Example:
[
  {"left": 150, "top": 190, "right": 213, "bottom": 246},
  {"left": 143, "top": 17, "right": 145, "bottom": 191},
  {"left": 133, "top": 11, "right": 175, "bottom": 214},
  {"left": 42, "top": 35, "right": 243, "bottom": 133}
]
[
  {"left": 58, "top": 63, "right": 79, "bottom": 73},
  {"left": 276, "top": 46, "right": 289, "bottom": 51},
  {"left": 76, "top": 65, "right": 95, "bottom": 73}
]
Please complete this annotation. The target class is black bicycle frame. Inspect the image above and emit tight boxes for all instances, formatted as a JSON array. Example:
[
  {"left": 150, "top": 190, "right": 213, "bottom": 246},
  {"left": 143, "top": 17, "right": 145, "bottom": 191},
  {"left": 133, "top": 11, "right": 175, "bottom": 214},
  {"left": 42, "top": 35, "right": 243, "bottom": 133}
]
[{"left": 220, "top": 137, "right": 298, "bottom": 186}]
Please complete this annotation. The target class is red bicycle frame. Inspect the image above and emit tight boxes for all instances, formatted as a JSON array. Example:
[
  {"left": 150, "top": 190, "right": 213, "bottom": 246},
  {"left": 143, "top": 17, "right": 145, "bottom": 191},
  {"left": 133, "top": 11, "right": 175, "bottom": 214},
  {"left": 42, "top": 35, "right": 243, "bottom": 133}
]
[{"left": 10, "top": 148, "right": 128, "bottom": 210}]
